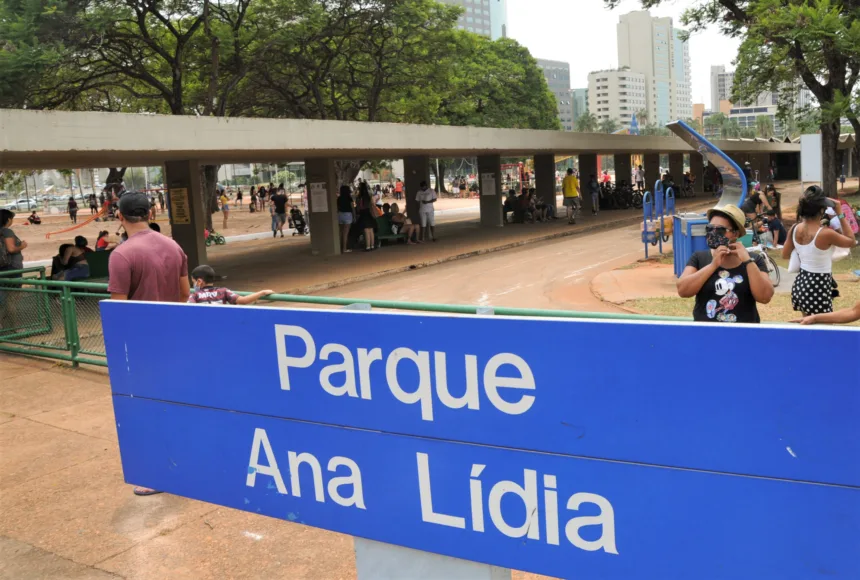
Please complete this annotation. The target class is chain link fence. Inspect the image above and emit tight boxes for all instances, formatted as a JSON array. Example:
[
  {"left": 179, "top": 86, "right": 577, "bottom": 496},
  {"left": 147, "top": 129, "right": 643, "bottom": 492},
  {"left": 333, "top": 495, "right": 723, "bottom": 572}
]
[{"left": 0, "top": 270, "right": 108, "bottom": 366}]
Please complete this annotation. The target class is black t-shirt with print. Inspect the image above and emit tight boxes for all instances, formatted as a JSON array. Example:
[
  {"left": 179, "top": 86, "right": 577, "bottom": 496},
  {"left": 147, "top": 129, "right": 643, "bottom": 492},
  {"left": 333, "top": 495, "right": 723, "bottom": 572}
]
[{"left": 687, "top": 250, "right": 768, "bottom": 323}]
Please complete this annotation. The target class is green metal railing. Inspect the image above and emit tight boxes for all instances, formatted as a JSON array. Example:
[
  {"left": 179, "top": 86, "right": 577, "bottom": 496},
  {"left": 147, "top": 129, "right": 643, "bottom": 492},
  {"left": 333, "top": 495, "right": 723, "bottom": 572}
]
[
  {"left": 0, "top": 275, "right": 685, "bottom": 368},
  {"left": 0, "top": 272, "right": 110, "bottom": 367}
]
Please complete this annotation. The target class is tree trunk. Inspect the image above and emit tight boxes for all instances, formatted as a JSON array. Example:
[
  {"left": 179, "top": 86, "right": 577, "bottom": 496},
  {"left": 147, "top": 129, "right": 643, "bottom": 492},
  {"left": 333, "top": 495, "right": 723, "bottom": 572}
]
[
  {"left": 820, "top": 121, "right": 840, "bottom": 197},
  {"left": 335, "top": 160, "right": 362, "bottom": 188},
  {"left": 430, "top": 160, "right": 449, "bottom": 194},
  {"left": 105, "top": 168, "right": 127, "bottom": 195},
  {"left": 200, "top": 164, "right": 220, "bottom": 231}
]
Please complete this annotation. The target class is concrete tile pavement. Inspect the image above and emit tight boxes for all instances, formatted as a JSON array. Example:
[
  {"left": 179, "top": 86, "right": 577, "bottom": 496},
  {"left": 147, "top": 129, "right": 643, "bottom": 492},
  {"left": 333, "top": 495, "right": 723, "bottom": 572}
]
[{"left": 0, "top": 354, "right": 552, "bottom": 579}]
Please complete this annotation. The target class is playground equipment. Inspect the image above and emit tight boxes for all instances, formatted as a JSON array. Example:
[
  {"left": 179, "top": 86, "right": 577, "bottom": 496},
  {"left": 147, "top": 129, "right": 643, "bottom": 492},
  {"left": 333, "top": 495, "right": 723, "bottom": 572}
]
[
  {"left": 45, "top": 206, "right": 107, "bottom": 239},
  {"left": 641, "top": 179, "right": 675, "bottom": 258},
  {"left": 667, "top": 120, "right": 749, "bottom": 275}
]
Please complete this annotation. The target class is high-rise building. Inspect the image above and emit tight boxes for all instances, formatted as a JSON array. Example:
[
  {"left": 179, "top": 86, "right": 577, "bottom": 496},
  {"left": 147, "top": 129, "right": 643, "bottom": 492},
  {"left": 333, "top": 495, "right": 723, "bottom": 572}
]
[
  {"left": 617, "top": 10, "right": 692, "bottom": 126},
  {"left": 442, "top": 0, "right": 507, "bottom": 39},
  {"left": 672, "top": 29, "right": 693, "bottom": 120},
  {"left": 571, "top": 88, "right": 589, "bottom": 125},
  {"left": 537, "top": 59, "right": 573, "bottom": 131},
  {"left": 587, "top": 69, "right": 648, "bottom": 130},
  {"left": 710, "top": 65, "right": 734, "bottom": 110}
]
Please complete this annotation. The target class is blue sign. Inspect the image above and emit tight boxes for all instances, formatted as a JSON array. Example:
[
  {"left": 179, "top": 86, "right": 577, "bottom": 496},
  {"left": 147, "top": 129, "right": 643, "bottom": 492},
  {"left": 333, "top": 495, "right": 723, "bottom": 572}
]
[{"left": 103, "top": 302, "right": 860, "bottom": 578}]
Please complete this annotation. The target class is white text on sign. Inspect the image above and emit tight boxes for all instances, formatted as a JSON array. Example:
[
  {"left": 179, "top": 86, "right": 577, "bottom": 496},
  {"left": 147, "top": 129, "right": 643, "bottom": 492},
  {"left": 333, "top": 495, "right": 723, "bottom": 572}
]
[{"left": 275, "top": 324, "right": 536, "bottom": 421}]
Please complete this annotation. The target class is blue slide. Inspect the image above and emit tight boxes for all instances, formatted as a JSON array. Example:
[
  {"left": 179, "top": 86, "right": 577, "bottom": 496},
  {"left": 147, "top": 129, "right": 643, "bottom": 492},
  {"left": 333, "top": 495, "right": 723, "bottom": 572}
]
[{"left": 668, "top": 119, "right": 748, "bottom": 209}]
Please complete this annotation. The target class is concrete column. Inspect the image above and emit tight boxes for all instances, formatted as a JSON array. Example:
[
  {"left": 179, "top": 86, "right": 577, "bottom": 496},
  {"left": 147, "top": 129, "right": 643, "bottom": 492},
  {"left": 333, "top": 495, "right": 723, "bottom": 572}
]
[
  {"left": 533, "top": 153, "right": 557, "bottom": 214},
  {"left": 403, "top": 156, "right": 430, "bottom": 226},
  {"left": 477, "top": 155, "right": 503, "bottom": 227},
  {"left": 643, "top": 153, "right": 660, "bottom": 192},
  {"left": 164, "top": 160, "right": 206, "bottom": 273},
  {"left": 669, "top": 153, "right": 683, "bottom": 184},
  {"left": 754, "top": 153, "right": 771, "bottom": 182},
  {"left": 690, "top": 152, "right": 705, "bottom": 194},
  {"left": 614, "top": 154, "right": 632, "bottom": 187},
  {"left": 577, "top": 153, "right": 598, "bottom": 213},
  {"left": 304, "top": 157, "right": 340, "bottom": 256}
]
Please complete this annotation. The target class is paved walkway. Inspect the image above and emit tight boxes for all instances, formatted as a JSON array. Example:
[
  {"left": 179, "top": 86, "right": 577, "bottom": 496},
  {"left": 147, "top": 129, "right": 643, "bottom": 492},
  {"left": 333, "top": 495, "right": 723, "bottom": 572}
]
[
  {"left": 209, "top": 196, "right": 718, "bottom": 294},
  {"left": 0, "top": 354, "right": 550, "bottom": 579}
]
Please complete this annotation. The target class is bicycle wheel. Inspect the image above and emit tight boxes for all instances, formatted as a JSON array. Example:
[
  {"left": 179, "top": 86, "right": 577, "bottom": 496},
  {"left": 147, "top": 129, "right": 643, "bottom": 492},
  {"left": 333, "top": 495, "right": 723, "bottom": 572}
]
[{"left": 766, "top": 253, "right": 780, "bottom": 287}]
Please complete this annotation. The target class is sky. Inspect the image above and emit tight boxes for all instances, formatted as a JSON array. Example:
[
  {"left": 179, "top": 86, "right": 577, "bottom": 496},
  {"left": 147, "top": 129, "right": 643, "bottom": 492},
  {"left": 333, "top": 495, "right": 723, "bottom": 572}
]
[{"left": 506, "top": 0, "right": 741, "bottom": 106}]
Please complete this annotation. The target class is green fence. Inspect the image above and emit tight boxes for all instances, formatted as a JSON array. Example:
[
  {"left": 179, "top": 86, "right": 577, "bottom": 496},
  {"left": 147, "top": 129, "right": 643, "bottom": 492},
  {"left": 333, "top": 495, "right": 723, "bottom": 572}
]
[
  {"left": 0, "top": 274, "right": 685, "bottom": 368},
  {"left": 0, "top": 271, "right": 111, "bottom": 367}
]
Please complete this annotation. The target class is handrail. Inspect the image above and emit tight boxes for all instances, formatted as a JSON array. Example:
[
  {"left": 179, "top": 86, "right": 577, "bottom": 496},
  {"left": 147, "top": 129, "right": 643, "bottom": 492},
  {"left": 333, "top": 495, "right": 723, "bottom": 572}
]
[
  {"left": 0, "top": 266, "right": 46, "bottom": 278},
  {"left": 0, "top": 276, "right": 688, "bottom": 321},
  {"left": 0, "top": 277, "right": 107, "bottom": 290}
]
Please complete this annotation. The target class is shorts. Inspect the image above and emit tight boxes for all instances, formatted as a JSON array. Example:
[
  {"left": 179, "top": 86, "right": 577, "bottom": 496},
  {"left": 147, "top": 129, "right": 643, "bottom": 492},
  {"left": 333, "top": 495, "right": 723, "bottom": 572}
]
[
  {"left": 636, "top": 181, "right": 644, "bottom": 188},
  {"left": 338, "top": 212, "right": 354, "bottom": 225},
  {"left": 563, "top": 197, "right": 581, "bottom": 208},
  {"left": 222, "top": 205, "right": 230, "bottom": 212},
  {"left": 420, "top": 211, "right": 435, "bottom": 227}
]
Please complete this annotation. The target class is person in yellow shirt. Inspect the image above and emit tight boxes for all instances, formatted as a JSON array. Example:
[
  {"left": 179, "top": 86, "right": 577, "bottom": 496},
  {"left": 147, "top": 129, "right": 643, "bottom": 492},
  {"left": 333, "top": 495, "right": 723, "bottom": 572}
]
[
  {"left": 561, "top": 168, "right": 581, "bottom": 224},
  {"left": 219, "top": 191, "right": 231, "bottom": 230}
]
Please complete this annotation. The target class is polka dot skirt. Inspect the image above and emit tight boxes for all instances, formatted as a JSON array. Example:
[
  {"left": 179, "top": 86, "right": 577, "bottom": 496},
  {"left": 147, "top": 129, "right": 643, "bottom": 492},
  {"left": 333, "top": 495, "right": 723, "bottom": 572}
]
[{"left": 791, "top": 270, "right": 834, "bottom": 315}]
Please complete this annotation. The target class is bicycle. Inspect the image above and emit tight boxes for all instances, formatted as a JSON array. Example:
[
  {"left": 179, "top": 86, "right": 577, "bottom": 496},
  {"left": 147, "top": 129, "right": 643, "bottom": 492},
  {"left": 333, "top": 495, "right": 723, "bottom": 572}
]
[{"left": 743, "top": 215, "right": 780, "bottom": 287}]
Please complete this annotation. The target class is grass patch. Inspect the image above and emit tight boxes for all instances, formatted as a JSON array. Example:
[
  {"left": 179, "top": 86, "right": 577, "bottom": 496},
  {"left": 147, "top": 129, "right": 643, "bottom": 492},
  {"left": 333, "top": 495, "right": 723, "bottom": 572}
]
[{"left": 626, "top": 246, "right": 860, "bottom": 325}]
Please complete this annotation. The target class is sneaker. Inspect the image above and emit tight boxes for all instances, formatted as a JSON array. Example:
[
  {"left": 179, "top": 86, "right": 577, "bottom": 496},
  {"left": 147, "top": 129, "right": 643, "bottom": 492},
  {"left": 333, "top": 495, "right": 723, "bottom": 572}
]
[
  {"left": 280, "top": 232, "right": 284, "bottom": 238},
  {"left": 272, "top": 230, "right": 277, "bottom": 238}
]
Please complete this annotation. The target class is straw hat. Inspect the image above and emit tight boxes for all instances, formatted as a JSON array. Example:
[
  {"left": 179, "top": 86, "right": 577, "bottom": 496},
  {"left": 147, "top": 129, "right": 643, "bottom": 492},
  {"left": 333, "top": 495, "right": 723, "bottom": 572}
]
[{"left": 707, "top": 205, "right": 746, "bottom": 233}]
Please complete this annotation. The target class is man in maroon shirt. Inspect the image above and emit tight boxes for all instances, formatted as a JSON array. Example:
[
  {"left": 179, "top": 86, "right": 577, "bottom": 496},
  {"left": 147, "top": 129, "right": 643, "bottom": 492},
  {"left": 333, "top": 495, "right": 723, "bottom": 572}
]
[
  {"left": 108, "top": 192, "right": 189, "bottom": 495},
  {"left": 108, "top": 193, "right": 190, "bottom": 303}
]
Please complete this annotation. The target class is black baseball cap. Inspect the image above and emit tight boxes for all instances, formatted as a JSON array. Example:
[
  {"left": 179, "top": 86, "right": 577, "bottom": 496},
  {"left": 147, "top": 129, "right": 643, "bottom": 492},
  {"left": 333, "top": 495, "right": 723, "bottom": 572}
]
[
  {"left": 190, "top": 265, "right": 217, "bottom": 283},
  {"left": 118, "top": 192, "right": 151, "bottom": 218}
]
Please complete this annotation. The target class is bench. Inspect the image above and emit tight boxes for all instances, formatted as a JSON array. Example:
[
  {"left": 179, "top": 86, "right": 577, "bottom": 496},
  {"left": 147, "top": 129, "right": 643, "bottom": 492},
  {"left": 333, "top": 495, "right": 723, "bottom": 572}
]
[
  {"left": 85, "top": 249, "right": 112, "bottom": 280},
  {"left": 376, "top": 216, "right": 407, "bottom": 245}
]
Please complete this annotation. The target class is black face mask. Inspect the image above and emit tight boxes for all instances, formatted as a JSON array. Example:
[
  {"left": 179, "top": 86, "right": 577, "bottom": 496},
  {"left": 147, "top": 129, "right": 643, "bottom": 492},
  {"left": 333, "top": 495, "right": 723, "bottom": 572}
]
[{"left": 706, "top": 226, "right": 730, "bottom": 249}]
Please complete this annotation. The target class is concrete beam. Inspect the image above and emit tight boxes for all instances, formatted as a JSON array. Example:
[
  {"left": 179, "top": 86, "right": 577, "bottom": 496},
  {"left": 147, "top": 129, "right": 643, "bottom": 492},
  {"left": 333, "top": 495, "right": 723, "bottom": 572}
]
[
  {"left": 304, "top": 158, "right": 340, "bottom": 256},
  {"left": 477, "top": 155, "right": 503, "bottom": 228},
  {"left": 164, "top": 160, "right": 206, "bottom": 273},
  {"left": 0, "top": 109, "right": 801, "bottom": 170}
]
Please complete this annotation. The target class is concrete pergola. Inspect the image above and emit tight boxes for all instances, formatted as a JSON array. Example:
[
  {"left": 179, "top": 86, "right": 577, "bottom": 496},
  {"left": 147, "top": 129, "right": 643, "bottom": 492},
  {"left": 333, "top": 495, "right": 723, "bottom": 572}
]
[{"left": 0, "top": 109, "right": 800, "bottom": 268}]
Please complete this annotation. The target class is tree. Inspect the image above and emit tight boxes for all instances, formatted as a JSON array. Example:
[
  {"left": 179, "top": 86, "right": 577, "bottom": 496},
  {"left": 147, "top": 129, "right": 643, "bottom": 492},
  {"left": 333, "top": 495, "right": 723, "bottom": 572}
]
[
  {"left": 575, "top": 111, "right": 599, "bottom": 133},
  {"left": 598, "top": 118, "right": 620, "bottom": 134},
  {"left": 636, "top": 108, "right": 649, "bottom": 126},
  {"left": 755, "top": 115, "right": 775, "bottom": 139},
  {"left": 608, "top": 0, "right": 859, "bottom": 195}
]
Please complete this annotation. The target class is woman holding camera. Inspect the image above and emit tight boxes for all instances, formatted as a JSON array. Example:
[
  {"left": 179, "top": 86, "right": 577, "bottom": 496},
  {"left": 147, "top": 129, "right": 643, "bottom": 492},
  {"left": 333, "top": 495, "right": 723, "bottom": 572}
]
[
  {"left": 782, "top": 186, "right": 856, "bottom": 316},
  {"left": 677, "top": 205, "right": 774, "bottom": 323}
]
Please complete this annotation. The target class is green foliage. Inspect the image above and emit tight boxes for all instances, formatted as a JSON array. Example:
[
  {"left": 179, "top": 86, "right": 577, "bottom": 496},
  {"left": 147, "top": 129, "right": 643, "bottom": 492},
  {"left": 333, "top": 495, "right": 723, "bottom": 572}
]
[
  {"left": 575, "top": 110, "right": 598, "bottom": 133},
  {"left": 1, "top": 0, "right": 559, "bottom": 132},
  {"left": 598, "top": 117, "right": 620, "bottom": 134},
  {"left": 755, "top": 115, "right": 775, "bottom": 138}
]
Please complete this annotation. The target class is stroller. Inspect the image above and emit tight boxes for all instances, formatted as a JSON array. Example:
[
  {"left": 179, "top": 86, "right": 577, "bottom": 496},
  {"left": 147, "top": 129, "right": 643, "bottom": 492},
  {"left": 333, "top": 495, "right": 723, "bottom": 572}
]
[{"left": 290, "top": 207, "right": 309, "bottom": 236}]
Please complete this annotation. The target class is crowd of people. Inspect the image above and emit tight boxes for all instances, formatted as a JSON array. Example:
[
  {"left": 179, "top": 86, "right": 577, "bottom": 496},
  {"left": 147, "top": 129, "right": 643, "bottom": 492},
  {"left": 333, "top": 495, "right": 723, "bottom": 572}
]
[{"left": 677, "top": 185, "right": 857, "bottom": 325}]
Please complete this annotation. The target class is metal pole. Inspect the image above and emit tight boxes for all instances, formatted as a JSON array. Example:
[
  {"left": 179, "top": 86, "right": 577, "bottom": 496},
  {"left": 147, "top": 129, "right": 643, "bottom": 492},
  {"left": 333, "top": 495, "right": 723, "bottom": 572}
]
[{"left": 435, "top": 158, "right": 441, "bottom": 193}]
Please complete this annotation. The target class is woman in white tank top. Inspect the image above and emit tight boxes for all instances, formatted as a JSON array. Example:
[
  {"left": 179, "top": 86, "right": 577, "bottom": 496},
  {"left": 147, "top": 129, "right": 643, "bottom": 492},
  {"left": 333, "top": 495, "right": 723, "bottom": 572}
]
[{"left": 782, "top": 187, "right": 855, "bottom": 315}]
